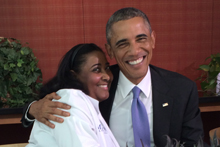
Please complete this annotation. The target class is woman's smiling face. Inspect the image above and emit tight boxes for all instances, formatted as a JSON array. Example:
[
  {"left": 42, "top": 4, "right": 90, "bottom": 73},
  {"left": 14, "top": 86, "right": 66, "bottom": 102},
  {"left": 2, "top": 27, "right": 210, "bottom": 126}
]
[{"left": 77, "top": 51, "right": 113, "bottom": 102}]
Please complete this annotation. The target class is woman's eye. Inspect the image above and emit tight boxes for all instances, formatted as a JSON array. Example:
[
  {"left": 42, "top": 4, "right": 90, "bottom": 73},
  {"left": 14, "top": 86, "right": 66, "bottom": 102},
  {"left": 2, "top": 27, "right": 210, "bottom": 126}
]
[
  {"left": 106, "top": 66, "right": 110, "bottom": 70},
  {"left": 93, "top": 68, "right": 100, "bottom": 72}
]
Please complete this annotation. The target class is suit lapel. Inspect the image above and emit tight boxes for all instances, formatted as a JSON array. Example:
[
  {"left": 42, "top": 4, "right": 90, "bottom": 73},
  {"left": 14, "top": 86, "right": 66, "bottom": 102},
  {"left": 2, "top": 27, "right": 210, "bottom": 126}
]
[
  {"left": 100, "top": 64, "right": 174, "bottom": 146},
  {"left": 150, "top": 65, "right": 173, "bottom": 147}
]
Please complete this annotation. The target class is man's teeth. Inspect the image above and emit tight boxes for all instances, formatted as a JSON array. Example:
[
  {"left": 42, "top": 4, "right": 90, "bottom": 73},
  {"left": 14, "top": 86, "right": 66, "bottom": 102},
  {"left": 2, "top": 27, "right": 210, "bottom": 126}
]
[{"left": 128, "top": 57, "right": 143, "bottom": 65}]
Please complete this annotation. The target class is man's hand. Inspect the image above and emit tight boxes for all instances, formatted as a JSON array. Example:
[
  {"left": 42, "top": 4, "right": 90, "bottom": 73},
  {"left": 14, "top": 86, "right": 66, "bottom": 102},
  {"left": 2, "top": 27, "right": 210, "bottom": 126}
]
[{"left": 28, "top": 92, "right": 71, "bottom": 128}]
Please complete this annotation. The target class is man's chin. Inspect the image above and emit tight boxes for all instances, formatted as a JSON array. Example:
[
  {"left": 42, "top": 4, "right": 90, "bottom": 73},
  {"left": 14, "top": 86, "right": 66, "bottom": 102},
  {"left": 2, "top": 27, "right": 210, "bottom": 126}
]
[{"left": 126, "top": 73, "right": 146, "bottom": 84}]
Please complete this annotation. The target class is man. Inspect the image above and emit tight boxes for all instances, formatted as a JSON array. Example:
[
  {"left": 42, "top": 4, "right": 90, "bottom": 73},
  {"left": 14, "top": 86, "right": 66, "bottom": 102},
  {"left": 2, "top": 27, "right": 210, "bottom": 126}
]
[{"left": 22, "top": 7, "right": 204, "bottom": 147}]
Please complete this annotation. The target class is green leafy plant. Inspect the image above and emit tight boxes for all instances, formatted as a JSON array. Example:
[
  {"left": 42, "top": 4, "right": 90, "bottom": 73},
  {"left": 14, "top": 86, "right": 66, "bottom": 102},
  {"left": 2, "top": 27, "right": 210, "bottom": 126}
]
[
  {"left": 0, "top": 37, "right": 42, "bottom": 108},
  {"left": 197, "top": 53, "right": 220, "bottom": 96}
]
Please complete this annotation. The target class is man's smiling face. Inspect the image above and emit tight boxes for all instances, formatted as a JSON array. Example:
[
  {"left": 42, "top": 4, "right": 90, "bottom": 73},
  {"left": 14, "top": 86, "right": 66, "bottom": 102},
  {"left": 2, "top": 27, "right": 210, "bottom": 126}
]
[{"left": 106, "top": 17, "right": 156, "bottom": 84}]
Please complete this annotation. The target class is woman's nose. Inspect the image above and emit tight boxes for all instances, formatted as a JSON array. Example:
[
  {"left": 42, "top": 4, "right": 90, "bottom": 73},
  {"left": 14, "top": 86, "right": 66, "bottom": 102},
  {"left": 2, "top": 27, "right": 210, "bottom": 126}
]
[{"left": 102, "top": 72, "right": 110, "bottom": 81}]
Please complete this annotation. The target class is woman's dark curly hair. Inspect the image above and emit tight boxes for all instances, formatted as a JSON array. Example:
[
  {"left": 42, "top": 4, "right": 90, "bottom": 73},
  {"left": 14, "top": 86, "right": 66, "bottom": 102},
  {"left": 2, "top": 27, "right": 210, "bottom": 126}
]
[{"left": 39, "top": 43, "right": 104, "bottom": 99}]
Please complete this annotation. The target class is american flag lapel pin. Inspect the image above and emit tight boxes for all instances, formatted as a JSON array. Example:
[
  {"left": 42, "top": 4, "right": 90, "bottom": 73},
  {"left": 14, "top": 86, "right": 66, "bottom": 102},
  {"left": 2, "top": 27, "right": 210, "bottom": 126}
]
[{"left": 162, "top": 103, "right": 168, "bottom": 107}]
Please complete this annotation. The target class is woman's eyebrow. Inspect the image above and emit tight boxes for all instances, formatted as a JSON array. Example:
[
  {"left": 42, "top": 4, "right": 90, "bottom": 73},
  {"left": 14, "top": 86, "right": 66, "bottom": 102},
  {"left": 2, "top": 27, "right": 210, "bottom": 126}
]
[{"left": 91, "top": 63, "right": 101, "bottom": 68}]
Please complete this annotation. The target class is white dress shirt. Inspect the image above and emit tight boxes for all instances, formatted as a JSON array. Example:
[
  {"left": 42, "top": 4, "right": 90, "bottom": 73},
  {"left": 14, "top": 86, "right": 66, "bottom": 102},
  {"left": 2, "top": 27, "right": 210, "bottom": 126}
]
[
  {"left": 26, "top": 89, "right": 119, "bottom": 147},
  {"left": 109, "top": 67, "right": 154, "bottom": 147}
]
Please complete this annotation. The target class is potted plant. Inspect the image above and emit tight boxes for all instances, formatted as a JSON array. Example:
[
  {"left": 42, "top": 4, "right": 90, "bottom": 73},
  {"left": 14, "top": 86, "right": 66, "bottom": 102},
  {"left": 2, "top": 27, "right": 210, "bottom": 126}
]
[
  {"left": 197, "top": 53, "right": 220, "bottom": 96},
  {"left": 0, "top": 37, "right": 42, "bottom": 108}
]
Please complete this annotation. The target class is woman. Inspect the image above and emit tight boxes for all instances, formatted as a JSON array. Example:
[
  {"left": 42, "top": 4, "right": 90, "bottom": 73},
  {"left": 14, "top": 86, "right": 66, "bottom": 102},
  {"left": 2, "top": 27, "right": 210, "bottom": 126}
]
[{"left": 26, "top": 43, "right": 119, "bottom": 147}]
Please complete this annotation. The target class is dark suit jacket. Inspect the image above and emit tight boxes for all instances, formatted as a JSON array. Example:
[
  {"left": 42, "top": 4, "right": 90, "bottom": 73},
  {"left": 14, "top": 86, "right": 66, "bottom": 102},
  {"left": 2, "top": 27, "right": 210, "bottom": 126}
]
[
  {"left": 21, "top": 64, "right": 204, "bottom": 147},
  {"left": 99, "top": 64, "right": 204, "bottom": 147}
]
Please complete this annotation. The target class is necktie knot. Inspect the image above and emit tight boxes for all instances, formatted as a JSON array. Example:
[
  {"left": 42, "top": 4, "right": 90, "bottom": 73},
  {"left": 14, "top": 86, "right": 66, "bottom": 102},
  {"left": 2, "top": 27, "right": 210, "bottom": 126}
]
[{"left": 132, "top": 86, "right": 141, "bottom": 99}]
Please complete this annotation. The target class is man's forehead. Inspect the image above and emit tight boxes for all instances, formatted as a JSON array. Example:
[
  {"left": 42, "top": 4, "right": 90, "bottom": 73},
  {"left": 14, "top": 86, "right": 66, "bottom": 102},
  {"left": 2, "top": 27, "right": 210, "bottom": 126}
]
[
  {"left": 112, "top": 17, "right": 149, "bottom": 32},
  {"left": 110, "top": 23, "right": 149, "bottom": 41}
]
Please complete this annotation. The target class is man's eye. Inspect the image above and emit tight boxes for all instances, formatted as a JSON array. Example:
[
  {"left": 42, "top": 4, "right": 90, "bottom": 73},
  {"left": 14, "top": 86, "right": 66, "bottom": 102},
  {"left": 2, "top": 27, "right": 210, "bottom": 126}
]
[
  {"left": 117, "top": 43, "right": 128, "bottom": 48},
  {"left": 137, "top": 38, "right": 147, "bottom": 42}
]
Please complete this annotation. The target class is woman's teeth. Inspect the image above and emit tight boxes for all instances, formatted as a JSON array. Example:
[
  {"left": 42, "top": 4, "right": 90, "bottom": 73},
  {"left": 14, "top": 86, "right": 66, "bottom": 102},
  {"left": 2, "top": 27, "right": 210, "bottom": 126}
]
[{"left": 99, "top": 85, "right": 107, "bottom": 88}]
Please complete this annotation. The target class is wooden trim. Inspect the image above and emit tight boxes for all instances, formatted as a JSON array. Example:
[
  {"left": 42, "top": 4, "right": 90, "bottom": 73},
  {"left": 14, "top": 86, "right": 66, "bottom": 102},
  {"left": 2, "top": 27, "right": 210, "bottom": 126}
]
[
  {"left": 0, "top": 114, "right": 22, "bottom": 125},
  {"left": 0, "top": 143, "right": 28, "bottom": 147},
  {"left": 199, "top": 102, "right": 220, "bottom": 112},
  {"left": 0, "top": 101, "right": 219, "bottom": 125}
]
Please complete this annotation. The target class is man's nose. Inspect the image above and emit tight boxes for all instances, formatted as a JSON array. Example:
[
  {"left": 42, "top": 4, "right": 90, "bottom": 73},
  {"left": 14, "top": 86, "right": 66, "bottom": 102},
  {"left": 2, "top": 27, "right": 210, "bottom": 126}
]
[{"left": 129, "top": 42, "right": 140, "bottom": 55}]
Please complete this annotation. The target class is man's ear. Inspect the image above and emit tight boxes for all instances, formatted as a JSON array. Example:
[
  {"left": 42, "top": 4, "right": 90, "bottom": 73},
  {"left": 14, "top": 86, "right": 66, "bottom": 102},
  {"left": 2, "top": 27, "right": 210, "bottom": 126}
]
[
  {"left": 105, "top": 43, "right": 114, "bottom": 59},
  {"left": 151, "top": 31, "right": 156, "bottom": 49}
]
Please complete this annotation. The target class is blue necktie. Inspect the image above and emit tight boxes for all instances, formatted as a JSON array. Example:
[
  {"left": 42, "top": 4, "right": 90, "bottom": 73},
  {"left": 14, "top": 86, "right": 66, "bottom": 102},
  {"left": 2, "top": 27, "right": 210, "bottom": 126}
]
[{"left": 132, "top": 86, "right": 151, "bottom": 147}]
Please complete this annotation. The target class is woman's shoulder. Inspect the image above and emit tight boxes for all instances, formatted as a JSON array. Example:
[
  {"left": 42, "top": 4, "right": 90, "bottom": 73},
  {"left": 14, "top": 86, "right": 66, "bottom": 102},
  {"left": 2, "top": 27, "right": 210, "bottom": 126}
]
[
  {"left": 56, "top": 88, "right": 85, "bottom": 97},
  {"left": 54, "top": 89, "right": 97, "bottom": 125},
  {"left": 55, "top": 89, "right": 88, "bottom": 106}
]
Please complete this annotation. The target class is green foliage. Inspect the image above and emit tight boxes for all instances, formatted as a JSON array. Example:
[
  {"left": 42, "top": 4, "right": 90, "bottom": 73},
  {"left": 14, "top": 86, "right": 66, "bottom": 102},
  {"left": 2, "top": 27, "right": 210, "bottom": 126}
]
[
  {"left": 0, "top": 38, "right": 42, "bottom": 108},
  {"left": 197, "top": 53, "right": 220, "bottom": 96}
]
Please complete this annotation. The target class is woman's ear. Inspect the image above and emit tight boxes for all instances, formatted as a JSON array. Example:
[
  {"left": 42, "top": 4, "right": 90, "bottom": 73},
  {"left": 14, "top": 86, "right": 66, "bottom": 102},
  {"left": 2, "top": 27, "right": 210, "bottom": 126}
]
[{"left": 70, "top": 70, "right": 78, "bottom": 77}]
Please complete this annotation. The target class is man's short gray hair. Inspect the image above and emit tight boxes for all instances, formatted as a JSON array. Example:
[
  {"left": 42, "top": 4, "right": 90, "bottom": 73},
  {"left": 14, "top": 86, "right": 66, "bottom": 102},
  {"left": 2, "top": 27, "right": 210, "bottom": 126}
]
[{"left": 106, "top": 7, "right": 152, "bottom": 45}]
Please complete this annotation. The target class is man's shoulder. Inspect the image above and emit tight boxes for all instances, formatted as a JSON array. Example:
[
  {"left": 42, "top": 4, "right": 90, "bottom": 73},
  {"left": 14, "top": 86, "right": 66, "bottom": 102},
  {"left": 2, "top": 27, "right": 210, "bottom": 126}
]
[
  {"left": 149, "top": 64, "right": 194, "bottom": 85},
  {"left": 150, "top": 64, "right": 188, "bottom": 78},
  {"left": 109, "top": 64, "right": 195, "bottom": 86}
]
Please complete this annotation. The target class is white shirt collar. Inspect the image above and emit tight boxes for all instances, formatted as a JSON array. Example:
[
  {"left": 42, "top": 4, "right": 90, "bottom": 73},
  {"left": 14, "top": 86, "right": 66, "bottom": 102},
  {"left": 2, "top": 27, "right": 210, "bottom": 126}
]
[
  {"left": 118, "top": 66, "right": 151, "bottom": 98},
  {"left": 87, "top": 95, "right": 100, "bottom": 114}
]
